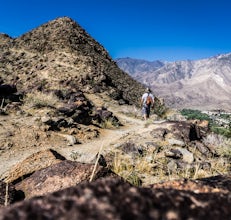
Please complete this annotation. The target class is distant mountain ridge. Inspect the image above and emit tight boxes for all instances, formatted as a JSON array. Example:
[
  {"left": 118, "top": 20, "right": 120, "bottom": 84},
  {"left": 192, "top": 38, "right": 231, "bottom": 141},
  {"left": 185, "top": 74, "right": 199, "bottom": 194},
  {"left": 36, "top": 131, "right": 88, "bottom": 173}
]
[
  {"left": 115, "top": 57, "right": 165, "bottom": 77},
  {"left": 116, "top": 55, "right": 231, "bottom": 111}
]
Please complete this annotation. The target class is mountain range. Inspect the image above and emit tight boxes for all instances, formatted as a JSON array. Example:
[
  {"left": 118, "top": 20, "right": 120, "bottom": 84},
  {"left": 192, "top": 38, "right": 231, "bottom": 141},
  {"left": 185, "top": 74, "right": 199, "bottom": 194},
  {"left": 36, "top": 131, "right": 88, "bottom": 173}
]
[{"left": 116, "top": 55, "right": 231, "bottom": 111}]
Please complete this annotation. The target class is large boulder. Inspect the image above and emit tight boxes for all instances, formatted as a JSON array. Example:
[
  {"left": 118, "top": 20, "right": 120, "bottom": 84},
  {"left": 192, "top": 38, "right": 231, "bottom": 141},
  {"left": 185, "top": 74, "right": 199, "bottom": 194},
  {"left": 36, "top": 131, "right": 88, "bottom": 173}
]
[
  {"left": 15, "top": 160, "right": 116, "bottom": 199},
  {"left": 170, "top": 121, "right": 207, "bottom": 142}
]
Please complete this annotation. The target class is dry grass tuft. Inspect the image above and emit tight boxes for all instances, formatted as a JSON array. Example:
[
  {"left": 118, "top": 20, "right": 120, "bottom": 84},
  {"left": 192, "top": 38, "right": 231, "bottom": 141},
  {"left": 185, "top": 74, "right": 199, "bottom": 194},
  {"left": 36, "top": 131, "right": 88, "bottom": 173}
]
[
  {"left": 23, "top": 91, "right": 59, "bottom": 109},
  {"left": 110, "top": 133, "right": 231, "bottom": 186},
  {"left": 100, "top": 118, "right": 116, "bottom": 129}
]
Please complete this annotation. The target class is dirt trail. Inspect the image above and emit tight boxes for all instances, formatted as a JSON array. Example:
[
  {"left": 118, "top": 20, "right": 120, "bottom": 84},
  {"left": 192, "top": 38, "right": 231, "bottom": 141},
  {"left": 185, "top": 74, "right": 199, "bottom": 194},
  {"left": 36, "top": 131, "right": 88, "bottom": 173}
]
[
  {"left": 0, "top": 103, "right": 159, "bottom": 180},
  {"left": 60, "top": 92, "right": 157, "bottom": 163},
  {"left": 58, "top": 112, "right": 149, "bottom": 162}
]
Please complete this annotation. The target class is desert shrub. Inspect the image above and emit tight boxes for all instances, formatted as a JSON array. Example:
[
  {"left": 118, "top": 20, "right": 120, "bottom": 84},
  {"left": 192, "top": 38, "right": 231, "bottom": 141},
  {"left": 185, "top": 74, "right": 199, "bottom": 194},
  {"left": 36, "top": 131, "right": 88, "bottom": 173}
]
[
  {"left": 112, "top": 152, "right": 142, "bottom": 186},
  {"left": 100, "top": 118, "right": 117, "bottom": 129},
  {"left": 24, "top": 91, "right": 59, "bottom": 108},
  {"left": 70, "top": 151, "right": 81, "bottom": 161},
  {"left": 209, "top": 157, "right": 230, "bottom": 175},
  {"left": 210, "top": 126, "right": 231, "bottom": 138},
  {"left": 203, "top": 133, "right": 225, "bottom": 146},
  {"left": 216, "top": 145, "right": 231, "bottom": 159},
  {"left": 126, "top": 172, "right": 142, "bottom": 186}
]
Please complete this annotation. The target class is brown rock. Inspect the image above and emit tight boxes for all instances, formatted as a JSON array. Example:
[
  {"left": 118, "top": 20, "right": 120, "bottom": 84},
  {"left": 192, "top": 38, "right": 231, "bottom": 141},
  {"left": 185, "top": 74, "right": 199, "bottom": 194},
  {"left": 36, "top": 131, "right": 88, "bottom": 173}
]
[
  {"left": 15, "top": 160, "right": 116, "bottom": 199},
  {"left": 191, "top": 140, "right": 212, "bottom": 157},
  {"left": 4, "top": 149, "right": 65, "bottom": 184},
  {"left": 167, "top": 120, "right": 208, "bottom": 143},
  {"left": 151, "top": 120, "right": 209, "bottom": 145}
]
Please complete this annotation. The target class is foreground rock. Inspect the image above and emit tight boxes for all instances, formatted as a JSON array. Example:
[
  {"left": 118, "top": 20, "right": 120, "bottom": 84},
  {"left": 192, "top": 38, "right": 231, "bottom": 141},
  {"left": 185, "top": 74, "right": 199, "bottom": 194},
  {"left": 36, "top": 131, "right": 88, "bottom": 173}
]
[
  {"left": 1, "top": 176, "right": 231, "bottom": 219},
  {"left": 15, "top": 160, "right": 116, "bottom": 199}
]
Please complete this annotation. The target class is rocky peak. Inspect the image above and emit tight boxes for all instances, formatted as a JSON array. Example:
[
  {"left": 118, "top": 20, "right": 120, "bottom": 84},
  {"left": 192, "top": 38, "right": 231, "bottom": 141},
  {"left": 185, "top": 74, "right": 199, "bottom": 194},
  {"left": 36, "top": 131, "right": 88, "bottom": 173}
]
[{"left": 14, "top": 16, "right": 111, "bottom": 60}]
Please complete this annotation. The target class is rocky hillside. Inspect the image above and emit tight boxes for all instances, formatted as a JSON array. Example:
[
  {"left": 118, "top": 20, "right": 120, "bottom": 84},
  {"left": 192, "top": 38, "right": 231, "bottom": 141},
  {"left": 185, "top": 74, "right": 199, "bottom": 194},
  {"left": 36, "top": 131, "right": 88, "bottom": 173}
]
[
  {"left": 0, "top": 17, "right": 231, "bottom": 219},
  {"left": 116, "top": 55, "right": 231, "bottom": 111},
  {"left": 0, "top": 17, "right": 145, "bottom": 105}
]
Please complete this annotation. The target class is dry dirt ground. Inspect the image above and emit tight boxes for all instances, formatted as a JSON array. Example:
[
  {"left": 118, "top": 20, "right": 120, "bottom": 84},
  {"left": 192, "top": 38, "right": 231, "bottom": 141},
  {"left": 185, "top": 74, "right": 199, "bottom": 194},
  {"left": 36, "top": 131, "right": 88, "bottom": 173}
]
[{"left": 0, "top": 93, "right": 163, "bottom": 181}]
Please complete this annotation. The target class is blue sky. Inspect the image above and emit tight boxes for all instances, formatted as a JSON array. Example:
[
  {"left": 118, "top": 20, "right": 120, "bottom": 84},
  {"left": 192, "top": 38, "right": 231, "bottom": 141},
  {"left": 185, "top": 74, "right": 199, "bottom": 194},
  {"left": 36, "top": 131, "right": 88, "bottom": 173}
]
[{"left": 1, "top": 0, "right": 231, "bottom": 61}]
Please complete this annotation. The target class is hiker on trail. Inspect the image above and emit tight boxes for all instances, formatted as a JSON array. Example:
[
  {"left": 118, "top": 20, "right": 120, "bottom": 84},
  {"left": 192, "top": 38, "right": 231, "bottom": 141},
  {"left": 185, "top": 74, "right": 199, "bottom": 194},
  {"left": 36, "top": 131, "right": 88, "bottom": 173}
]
[{"left": 141, "top": 88, "right": 154, "bottom": 120}]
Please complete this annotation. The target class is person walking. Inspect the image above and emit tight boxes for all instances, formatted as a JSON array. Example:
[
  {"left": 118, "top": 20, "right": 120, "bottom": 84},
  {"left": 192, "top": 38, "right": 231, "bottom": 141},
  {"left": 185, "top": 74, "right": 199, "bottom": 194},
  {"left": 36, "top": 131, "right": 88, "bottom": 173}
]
[{"left": 141, "top": 88, "right": 154, "bottom": 120}]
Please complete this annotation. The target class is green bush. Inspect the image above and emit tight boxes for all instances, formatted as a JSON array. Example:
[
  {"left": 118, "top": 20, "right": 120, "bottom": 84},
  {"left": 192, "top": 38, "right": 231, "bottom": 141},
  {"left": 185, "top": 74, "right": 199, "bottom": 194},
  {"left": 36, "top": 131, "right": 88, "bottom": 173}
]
[
  {"left": 211, "top": 126, "right": 231, "bottom": 138},
  {"left": 180, "top": 109, "right": 211, "bottom": 121}
]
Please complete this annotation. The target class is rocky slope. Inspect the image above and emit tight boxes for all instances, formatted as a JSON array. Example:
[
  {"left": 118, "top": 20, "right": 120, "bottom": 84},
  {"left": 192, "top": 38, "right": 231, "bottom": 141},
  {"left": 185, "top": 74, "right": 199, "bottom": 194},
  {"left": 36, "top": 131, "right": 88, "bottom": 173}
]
[
  {"left": 0, "top": 16, "right": 147, "bottom": 183},
  {"left": 116, "top": 55, "right": 231, "bottom": 111}
]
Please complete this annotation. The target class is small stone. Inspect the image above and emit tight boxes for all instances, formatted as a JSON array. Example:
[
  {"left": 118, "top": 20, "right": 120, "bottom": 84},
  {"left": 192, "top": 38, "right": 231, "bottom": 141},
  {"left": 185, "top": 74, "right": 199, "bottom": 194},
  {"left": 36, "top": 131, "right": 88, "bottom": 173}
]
[
  {"left": 145, "top": 155, "right": 153, "bottom": 163},
  {"left": 176, "top": 148, "right": 194, "bottom": 164},
  {"left": 167, "top": 160, "right": 177, "bottom": 172},
  {"left": 41, "top": 116, "right": 50, "bottom": 123},
  {"left": 168, "top": 138, "right": 185, "bottom": 147},
  {"left": 64, "top": 134, "right": 78, "bottom": 146},
  {"left": 165, "top": 149, "right": 182, "bottom": 159}
]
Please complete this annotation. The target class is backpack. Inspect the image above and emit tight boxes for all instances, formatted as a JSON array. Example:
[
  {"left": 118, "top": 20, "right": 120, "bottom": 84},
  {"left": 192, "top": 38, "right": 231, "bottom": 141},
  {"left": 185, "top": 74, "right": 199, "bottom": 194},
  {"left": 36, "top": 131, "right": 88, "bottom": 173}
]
[{"left": 146, "top": 94, "right": 152, "bottom": 105}]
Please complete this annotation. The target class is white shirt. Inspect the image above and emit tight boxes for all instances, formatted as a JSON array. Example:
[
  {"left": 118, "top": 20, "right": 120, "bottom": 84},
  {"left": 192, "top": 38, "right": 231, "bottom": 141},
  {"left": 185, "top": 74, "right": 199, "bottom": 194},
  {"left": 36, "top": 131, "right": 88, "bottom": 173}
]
[{"left": 142, "top": 92, "right": 154, "bottom": 105}]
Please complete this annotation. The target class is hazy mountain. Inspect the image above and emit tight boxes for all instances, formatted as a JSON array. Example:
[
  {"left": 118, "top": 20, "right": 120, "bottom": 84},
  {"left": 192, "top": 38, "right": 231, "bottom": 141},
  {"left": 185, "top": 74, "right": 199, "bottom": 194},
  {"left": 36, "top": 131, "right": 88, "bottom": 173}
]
[
  {"left": 0, "top": 17, "right": 145, "bottom": 105},
  {"left": 115, "top": 57, "right": 165, "bottom": 77},
  {"left": 116, "top": 55, "right": 231, "bottom": 111}
]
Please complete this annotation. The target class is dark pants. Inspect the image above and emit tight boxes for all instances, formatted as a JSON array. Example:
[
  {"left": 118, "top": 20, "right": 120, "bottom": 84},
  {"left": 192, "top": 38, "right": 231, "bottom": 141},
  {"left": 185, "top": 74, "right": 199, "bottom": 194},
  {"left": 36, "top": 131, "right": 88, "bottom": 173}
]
[{"left": 142, "top": 104, "right": 151, "bottom": 118}]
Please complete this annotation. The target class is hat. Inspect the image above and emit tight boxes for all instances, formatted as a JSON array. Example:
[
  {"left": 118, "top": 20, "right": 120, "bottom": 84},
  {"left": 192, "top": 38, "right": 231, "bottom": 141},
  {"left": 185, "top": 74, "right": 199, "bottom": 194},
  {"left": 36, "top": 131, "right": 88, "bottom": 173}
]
[{"left": 146, "top": 88, "right": 151, "bottom": 92}]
